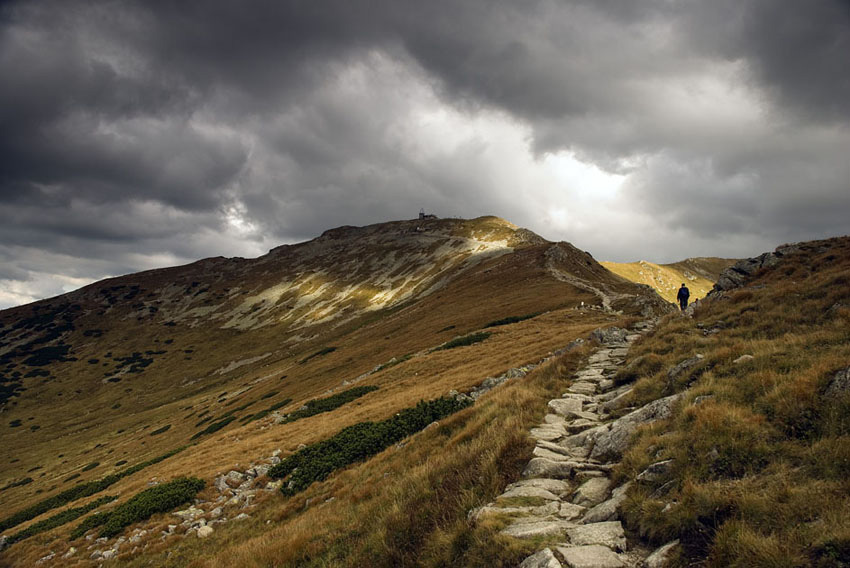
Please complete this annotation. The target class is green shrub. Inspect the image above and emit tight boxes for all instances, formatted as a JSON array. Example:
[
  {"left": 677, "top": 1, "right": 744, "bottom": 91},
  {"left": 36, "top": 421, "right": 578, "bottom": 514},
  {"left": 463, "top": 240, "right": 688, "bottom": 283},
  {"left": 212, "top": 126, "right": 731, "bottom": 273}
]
[
  {"left": 0, "top": 477, "right": 33, "bottom": 492},
  {"left": 279, "top": 386, "right": 378, "bottom": 425},
  {"left": 72, "top": 477, "right": 205, "bottom": 539},
  {"left": 240, "top": 398, "right": 294, "bottom": 425},
  {"left": 190, "top": 416, "right": 236, "bottom": 440},
  {"left": 0, "top": 446, "right": 186, "bottom": 533},
  {"left": 375, "top": 354, "right": 413, "bottom": 372},
  {"left": 269, "top": 396, "right": 472, "bottom": 495},
  {"left": 299, "top": 346, "right": 337, "bottom": 364},
  {"left": 434, "top": 332, "right": 491, "bottom": 351},
  {"left": 81, "top": 462, "right": 99, "bottom": 472},
  {"left": 484, "top": 313, "right": 540, "bottom": 328},
  {"left": 8, "top": 495, "right": 116, "bottom": 544},
  {"left": 149, "top": 424, "right": 171, "bottom": 436}
]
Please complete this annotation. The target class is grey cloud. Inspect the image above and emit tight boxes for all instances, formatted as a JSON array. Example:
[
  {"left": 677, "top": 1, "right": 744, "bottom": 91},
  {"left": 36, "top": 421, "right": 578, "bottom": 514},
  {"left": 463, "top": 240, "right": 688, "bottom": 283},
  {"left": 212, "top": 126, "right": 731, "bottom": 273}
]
[{"left": 0, "top": 0, "right": 848, "bottom": 308}]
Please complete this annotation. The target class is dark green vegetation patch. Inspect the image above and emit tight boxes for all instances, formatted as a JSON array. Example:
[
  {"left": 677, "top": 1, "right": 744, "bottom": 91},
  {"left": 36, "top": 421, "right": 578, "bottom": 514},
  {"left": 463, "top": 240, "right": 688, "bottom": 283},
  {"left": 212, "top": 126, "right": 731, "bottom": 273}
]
[
  {"left": 0, "top": 477, "right": 33, "bottom": 492},
  {"left": 434, "top": 332, "right": 492, "bottom": 351},
  {"left": 279, "top": 386, "right": 379, "bottom": 425},
  {"left": 190, "top": 416, "right": 236, "bottom": 440},
  {"left": 269, "top": 396, "right": 472, "bottom": 495},
  {"left": 0, "top": 446, "right": 186, "bottom": 533},
  {"left": 149, "top": 424, "right": 171, "bottom": 436},
  {"left": 240, "top": 398, "right": 294, "bottom": 425},
  {"left": 71, "top": 477, "right": 204, "bottom": 539},
  {"left": 484, "top": 312, "right": 541, "bottom": 328},
  {"left": 299, "top": 346, "right": 337, "bottom": 364},
  {"left": 7, "top": 495, "right": 117, "bottom": 545}
]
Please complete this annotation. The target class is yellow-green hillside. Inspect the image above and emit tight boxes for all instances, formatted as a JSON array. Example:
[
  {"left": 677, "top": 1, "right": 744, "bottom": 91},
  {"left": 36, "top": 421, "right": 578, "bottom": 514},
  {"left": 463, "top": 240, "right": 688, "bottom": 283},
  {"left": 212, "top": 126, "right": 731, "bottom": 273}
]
[{"left": 601, "top": 258, "right": 737, "bottom": 303}]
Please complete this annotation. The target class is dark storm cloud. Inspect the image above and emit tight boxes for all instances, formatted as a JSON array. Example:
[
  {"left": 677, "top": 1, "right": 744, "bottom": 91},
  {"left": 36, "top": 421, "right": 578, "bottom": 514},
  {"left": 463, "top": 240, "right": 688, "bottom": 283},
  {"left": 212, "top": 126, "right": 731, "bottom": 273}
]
[{"left": 0, "top": 0, "right": 848, "bottom": 306}]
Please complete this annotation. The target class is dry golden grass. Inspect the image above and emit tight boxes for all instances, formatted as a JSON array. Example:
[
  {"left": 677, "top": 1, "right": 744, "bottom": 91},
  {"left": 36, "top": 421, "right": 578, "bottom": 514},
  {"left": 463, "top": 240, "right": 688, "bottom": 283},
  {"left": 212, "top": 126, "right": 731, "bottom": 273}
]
[
  {"left": 602, "top": 257, "right": 736, "bottom": 303},
  {"left": 612, "top": 236, "right": 850, "bottom": 567}
]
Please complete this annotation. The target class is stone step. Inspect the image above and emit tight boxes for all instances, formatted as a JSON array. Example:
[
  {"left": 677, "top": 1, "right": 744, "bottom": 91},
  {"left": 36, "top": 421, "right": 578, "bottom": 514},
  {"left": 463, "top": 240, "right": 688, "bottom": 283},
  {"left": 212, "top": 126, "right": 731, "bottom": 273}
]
[
  {"left": 507, "top": 478, "right": 572, "bottom": 494},
  {"left": 567, "top": 382, "right": 597, "bottom": 395},
  {"left": 501, "top": 519, "right": 577, "bottom": 539},
  {"left": 499, "top": 486, "right": 562, "bottom": 501},
  {"left": 565, "top": 521, "right": 627, "bottom": 552},
  {"left": 555, "top": 545, "right": 625, "bottom": 568}
]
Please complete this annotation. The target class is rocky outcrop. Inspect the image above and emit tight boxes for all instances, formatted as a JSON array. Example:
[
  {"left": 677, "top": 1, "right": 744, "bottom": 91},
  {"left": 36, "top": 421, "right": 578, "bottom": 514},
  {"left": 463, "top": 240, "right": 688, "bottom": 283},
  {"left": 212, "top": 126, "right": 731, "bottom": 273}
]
[
  {"left": 824, "top": 366, "right": 850, "bottom": 399},
  {"left": 710, "top": 243, "right": 800, "bottom": 294}
]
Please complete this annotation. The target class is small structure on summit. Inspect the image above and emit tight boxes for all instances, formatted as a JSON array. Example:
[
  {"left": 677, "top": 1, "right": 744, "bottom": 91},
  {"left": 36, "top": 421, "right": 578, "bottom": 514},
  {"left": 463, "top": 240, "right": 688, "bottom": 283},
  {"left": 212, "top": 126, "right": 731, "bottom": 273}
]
[{"left": 418, "top": 208, "right": 438, "bottom": 220}]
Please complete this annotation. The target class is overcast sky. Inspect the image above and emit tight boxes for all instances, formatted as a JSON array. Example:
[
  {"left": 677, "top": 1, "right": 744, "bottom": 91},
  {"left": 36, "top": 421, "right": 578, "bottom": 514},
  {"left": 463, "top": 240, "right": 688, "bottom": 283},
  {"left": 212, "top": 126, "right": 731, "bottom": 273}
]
[{"left": 1, "top": 0, "right": 848, "bottom": 308}]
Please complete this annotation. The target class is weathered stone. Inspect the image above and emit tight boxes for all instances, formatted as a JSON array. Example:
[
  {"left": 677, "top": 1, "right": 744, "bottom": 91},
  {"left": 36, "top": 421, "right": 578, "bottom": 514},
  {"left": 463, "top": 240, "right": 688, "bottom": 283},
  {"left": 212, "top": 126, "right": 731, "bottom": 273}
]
[
  {"left": 567, "top": 382, "right": 597, "bottom": 395},
  {"left": 598, "top": 379, "right": 615, "bottom": 392},
  {"left": 225, "top": 470, "right": 246, "bottom": 488},
  {"left": 558, "top": 503, "right": 587, "bottom": 520},
  {"left": 524, "top": 458, "right": 574, "bottom": 479},
  {"left": 572, "top": 477, "right": 612, "bottom": 507},
  {"left": 532, "top": 426, "right": 567, "bottom": 441},
  {"left": 589, "top": 394, "right": 683, "bottom": 462},
  {"left": 556, "top": 545, "right": 625, "bottom": 568},
  {"left": 825, "top": 367, "right": 850, "bottom": 398},
  {"left": 502, "top": 519, "right": 576, "bottom": 539},
  {"left": 209, "top": 507, "right": 223, "bottom": 519},
  {"left": 549, "top": 398, "right": 584, "bottom": 416},
  {"left": 544, "top": 414, "right": 570, "bottom": 425},
  {"left": 537, "top": 440, "right": 575, "bottom": 456},
  {"left": 733, "top": 354, "right": 754, "bottom": 364},
  {"left": 566, "top": 521, "right": 627, "bottom": 551},
  {"left": 566, "top": 419, "right": 601, "bottom": 433},
  {"left": 500, "top": 486, "right": 562, "bottom": 501},
  {"left": 520, "top": 548, "right": 563, "bottom": 568},
  {"left": 637, "top": 460, "right": 674, "bottom": 483},
  {"left": 214, "top": 475, "right": 229, "bottom": 492},
  {"left": 197, "top": 525, "right": 214, "bottom": 538},
  {"left": 234, "top": 513, "right": 250, "bottom": 520},
  {"left": 507, "top": 478, "right": 572, "bottom": 494},
  {"left": 534, "top": 446, "right": 575, "bottom": 461},
  {"left": 102, "top": 549, "right": 116, "bottom": 560},
  {"left": 90, "top": 550, "right": 103, "bottom": 560},
  {"left": 667, "top": 355, "right": 704, "bottom": 383},
  {"left": 644, "top": 540, "right": 680, "bottom": 568},
  {"left": 581, "top": 483, "right": 631, "bottom": 524},
  {"left": 0, "top": 536, "right": 7, "bottom": 552},
  {"left": 590, "top": 327, "right": 629, "bottom": 345},
  {"left": 692, "top": 395, "right": 714, "bottom": 406},
  {"left": 470, "top": 502, "right": 560, "bottom": 521}
]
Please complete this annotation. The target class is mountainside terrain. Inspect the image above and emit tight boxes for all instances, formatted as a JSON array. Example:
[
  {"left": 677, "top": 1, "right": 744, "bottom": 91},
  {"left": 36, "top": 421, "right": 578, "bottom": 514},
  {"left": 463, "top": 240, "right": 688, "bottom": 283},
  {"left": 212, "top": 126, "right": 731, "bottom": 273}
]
[
  {"left": 601, "top": 258, "right": 737, "bottom": 304},
  {"left": 0, "top": 216, "right": 670, "bottom": 566}
]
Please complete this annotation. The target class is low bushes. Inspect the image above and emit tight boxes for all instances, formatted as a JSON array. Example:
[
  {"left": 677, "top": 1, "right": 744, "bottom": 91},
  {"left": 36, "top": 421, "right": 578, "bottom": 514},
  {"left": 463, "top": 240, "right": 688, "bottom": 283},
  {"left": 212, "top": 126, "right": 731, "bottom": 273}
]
[
  {"left": 279, "top": 386, "right": 378, "bottom": 425},
  {"left": 149, "top": 424, "right": 171, "bottom": 436},
  {"left": 484, "top": 313, "right": 540, "bottom": 328},
  {"left": 191, "top": 416, "right": 236, "bottom": 440},
  {"left": 434, "top": 332, "right": 491, "bottom": 351},
  {"left": 71, "top": 477, "right": 204, "bottom": 539},
  {"left": 269, "top": 396, "right": 472, "bottom": 495},
  {"left": 0, "top": 446, "right": 186, "bottom": 533},
  {"left": 7, "top": 495, "right": 116, "bottom": 544},
  {"left": 299, "top": 346, "right": 337, "bottom": 364}
]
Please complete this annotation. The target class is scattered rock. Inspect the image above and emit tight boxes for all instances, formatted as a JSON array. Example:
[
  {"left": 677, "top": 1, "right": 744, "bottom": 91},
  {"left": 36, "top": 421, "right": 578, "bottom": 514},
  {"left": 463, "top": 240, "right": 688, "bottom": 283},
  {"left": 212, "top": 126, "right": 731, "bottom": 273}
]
[
  {"left": 558, "top": 503, "right": 587, "bottom": 520},
  {"left": 588, "top": 394, "right": 683, "bottom": 462},
  {"left": 520, "top": 548, "right": 563, "bottom": 568},
  {"left": 590, "top": 327, "right": 628, "bottom": 345},
  {"left": 234, "top": 513, "right": 250, "bottom": 521},
  {"left": 549, "top": 398, "right": 584, "bottom": 416},
  {"left": 581, "top": 482, "right": 631, "bottom": 523},
  {"left": 637, "top": 460, "right": 673, "bottom": 483},
  {"left": 566, "top": 521, "right": 627, "bottom": 551},
  {"left": 101, "top": 549, "right": 116, "bottom": 560},
  {"left": 572, "top": 477, "right": 612, "bottom": 507},
  {"left": 824, "top": 366, "right": 850, "bottom": 398},
  {"left": 643, "top": 540, "right": 680, "bottom": 568},
  {"left": 666, "top": 354, "right": 704, "bottom": 384},
  {"left": 500, "top": 486, "right": 562, "bottom": 501},
  {"left": 692, "top": 395, "right": 714, "bottom": 406},
  {"left": 0, "top": 536, "right": 6, "bottom": 552},
  {"left": 62, "top": 547, "right": 76, "bottom": 558},
  {"left": 523, "top": 458, "right": 574, "bottom": 479},
  {"left": 197, "top": 526, "right": 214, "bottom": 538},
  {"left": 733, "top": 354, "right": 754, "bottom": 364},
  {"left": 502, "top": 519, "right": 576, "bottom": 539},
  {"left": 506, "top": 478, "right": 572, "bottom": 494},
  {"left": 556, "top": 544, "right": 625, "bottom": 568},
  {"left": 209, "top": 507, "right": 223, "bottom": 519}
]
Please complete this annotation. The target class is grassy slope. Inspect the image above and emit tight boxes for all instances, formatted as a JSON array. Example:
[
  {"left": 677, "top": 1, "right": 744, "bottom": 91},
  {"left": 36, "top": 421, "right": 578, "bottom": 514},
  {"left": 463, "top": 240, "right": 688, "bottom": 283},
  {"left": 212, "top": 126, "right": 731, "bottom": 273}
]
[
  {"left": 602, "top": 257, "right": 737, "bottom": 303},
  {"left": 608, "top": 236, "right": 850, "bottom": 567},
  {"left": 1, "top": 217, "right": 661, "bottom": 565}
]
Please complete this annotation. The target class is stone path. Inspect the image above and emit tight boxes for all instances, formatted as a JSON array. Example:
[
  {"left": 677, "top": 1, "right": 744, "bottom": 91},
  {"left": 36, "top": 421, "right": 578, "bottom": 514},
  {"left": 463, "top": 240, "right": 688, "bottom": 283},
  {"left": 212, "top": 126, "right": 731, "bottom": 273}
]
[{"left": 470, "top": 323, "right": 670, "bottom": 568}]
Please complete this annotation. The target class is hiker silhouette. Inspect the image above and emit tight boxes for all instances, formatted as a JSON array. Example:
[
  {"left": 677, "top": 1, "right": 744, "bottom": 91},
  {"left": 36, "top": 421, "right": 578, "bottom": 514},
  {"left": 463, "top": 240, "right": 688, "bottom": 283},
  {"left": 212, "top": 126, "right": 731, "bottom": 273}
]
[{"left": 677, "top": 283, "right": 690, "bottom": 311}]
